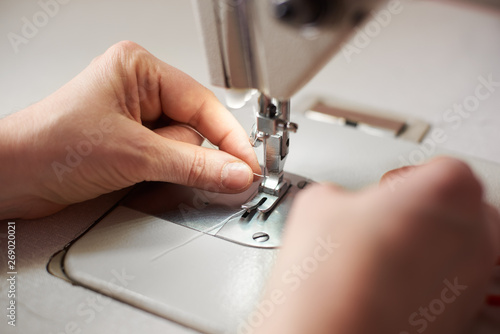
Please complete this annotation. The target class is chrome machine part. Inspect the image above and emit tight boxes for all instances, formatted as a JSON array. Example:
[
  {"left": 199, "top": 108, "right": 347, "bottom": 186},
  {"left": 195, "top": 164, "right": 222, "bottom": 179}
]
[
  {"left": 192, "top": 0, "right": 387, "bottom": 99},
  {"left": 246, "top": 93, "right": 298, "bottom": 213},
  {"left": 217, "top": 177, "right": 309, "bottom": 248}
]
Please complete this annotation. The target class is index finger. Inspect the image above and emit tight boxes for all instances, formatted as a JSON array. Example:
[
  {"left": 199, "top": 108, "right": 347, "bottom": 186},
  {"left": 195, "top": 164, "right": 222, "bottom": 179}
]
[{"left": 148, "top": 59, "right": 260, "bottom": 175}]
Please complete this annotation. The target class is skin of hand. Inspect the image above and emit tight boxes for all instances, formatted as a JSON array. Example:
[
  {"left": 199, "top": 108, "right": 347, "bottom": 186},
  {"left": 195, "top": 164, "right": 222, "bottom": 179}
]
[
  {"left": 0, "top": 41, "right": 260, "bottom": 220},
  {"left": 254, "top": 157, "right": 500, "bottom": 334}
]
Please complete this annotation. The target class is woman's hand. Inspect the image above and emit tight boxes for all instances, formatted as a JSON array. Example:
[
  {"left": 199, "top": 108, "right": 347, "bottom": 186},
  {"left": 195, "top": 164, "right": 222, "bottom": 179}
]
[
  {"left": 0, "top": 41, "right": 260, "bottom": 219},
  {"left": 254, "top": 158, "right": 499, "bottom": 334}
]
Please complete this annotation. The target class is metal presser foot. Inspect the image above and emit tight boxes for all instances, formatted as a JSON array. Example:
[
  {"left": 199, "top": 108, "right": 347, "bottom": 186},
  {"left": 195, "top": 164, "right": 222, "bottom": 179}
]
[
  {"left": 214, "top": 93, "right": 306, "bottom": 249},
  {"left": 241, "top": 183, "right": 291, "bottom": 216},
  {"left": 215, "top": 173, "right": 311, "bottom": 249},
  {"left": 246, "top": 93, "right": 298, "bottom": 213}
]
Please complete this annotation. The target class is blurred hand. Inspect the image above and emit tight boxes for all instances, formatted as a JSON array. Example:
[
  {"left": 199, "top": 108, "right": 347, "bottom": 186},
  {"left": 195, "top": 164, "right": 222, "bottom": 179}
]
[
  {"left": 254, "top": 158, "right": 500, "bottom": 334},
  {"left": 0, "top": 41, "right": 260, "bottom": 219}
]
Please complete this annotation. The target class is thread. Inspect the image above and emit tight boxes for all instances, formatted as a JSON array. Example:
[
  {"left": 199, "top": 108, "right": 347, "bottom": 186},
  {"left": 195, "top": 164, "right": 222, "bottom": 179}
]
[
  {"left": 150, "top": 209, "right": 246, "bottom": 262},
  {"left": 178, "top": 124, "right": 265, "bottom": 178},
  {"left": 178, "top": 124, "right": 218, "bottom": 149}
]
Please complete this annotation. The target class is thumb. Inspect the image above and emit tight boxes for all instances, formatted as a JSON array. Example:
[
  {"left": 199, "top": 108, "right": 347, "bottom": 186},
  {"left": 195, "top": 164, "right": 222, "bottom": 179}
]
[{"left": 144, "top": 134, "right": 254, "bottom": 193}]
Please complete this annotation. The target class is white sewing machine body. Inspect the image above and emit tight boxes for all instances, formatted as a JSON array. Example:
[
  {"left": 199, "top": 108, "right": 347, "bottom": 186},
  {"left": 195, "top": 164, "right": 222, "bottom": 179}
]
[{"left": 0, "top": 1, "right": 500, "bottom": 333}]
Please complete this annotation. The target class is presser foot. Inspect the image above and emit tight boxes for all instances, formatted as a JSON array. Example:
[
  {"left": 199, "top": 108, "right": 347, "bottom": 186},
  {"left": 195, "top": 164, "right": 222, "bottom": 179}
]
[
  {"left": 215, "top": 175, "right": 311, "bottom": 248},
  {"left": 241, "top": 179, "right": 291, "bottom": 215}
]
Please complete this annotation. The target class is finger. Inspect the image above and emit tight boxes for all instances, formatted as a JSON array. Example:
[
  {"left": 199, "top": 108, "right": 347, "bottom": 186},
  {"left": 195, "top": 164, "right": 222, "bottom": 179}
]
[
  {"left": 416, "top": 157, "right": 483, "bottom": 205},
  {"left": 380, "top": 165, "right": 418, "bottom": 187},
  {"left": 162, "top": 72, "right": 260, "bottom": 175},
  {"left": 137, "top": 52, "right": 260, "bottom": 175},
  {"left": 143, "top": 131, "right": 254, "bottom": 193},
  {"left": 153, "top": 125, "right": 204, "bottom": 146},
  {"left": 95, "top": 42, "right": 260, "bottom": 176},
  {"left": 379, "top": 156, "right": 468, "bottom": 187},
  {"left": 381, "top": 157, "right": 484, "bottom": 219}
]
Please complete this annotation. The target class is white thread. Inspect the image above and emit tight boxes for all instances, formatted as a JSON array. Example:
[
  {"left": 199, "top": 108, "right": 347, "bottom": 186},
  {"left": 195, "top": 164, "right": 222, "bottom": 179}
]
[
  {"left": 178, "top": 124, "right": 218, "bottom": 149},
  {"left": 178, "top": 124, "right": 265, "bottom": 178},
  {"left": 150, "top": 209, "right": 246, "bottom": 262}
]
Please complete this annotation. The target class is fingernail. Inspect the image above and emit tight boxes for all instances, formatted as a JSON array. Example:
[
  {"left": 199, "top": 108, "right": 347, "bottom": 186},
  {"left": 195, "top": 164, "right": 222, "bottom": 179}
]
[{"left": 221, "top": 162, "right": 252, "bottom": 191}]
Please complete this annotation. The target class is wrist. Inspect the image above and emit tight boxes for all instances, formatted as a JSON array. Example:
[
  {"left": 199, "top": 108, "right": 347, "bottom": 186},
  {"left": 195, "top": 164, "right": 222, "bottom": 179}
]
[{"left": 0, "top": 105, "right": 53, "bottom": 219}]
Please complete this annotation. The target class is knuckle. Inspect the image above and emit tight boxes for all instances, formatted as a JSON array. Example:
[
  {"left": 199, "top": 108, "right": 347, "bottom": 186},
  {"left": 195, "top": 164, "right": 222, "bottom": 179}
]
[
  {"left": 432, "top": 157, "right": 483, "bottom": 198},
  {"left": 186, "top": 148, "right": 207, "bottom": 187},
  {"left": 436, "top": 157, "right": 473, "bottom": 178},
  {"left": 381, "top": 166, "right": 415, "bottom": 184},
  {"left": 101, "top": 41, "right": 148, "bottom": 68},
  {"left": 109, "top": 40, "right": 143, "bottom": 54},
  {"left": 90, "top": 54, "right": 102, "bottom": 65},
  {"left": 190, "top": 93, "right": 214, "bottom": 128}
]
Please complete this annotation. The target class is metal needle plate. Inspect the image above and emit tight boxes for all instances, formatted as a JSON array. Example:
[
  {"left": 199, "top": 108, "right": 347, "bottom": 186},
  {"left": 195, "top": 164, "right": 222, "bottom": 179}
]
[
  {"left": 120, "top": 172, "right": 311, "bottom": 249},
  {"left": 216, "top": 175, "right": 310, "bottom": 248}
]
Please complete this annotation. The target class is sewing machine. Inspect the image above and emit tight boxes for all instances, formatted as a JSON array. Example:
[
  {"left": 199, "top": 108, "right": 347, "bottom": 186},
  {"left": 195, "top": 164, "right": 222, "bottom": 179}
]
[
  {"left": 193, "top": 0, "right": 387, "bottom": 235},
  {"left": 1, "top": 1, "right": 500, "bottom": 333}
]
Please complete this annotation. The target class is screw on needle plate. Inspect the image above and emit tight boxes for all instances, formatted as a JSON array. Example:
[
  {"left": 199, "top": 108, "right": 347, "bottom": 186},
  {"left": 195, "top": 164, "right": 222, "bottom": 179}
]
[
  {"left": 253, "top": 232, "right": 270, "bottom": 242},
  {"left": 297, "top": 181, "right": 307, "bottom": 189}
]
